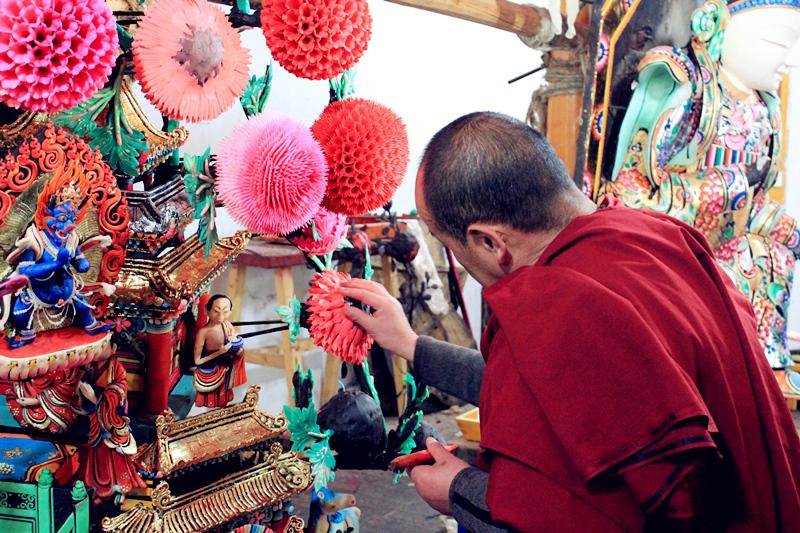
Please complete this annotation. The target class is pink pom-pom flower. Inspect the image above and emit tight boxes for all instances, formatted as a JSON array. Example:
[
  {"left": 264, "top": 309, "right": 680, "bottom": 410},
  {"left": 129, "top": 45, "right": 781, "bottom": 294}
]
[
  {"left": 288, "top": 207, "right": 348, "bottom": 255},
  {"left": 0, "top": 0, "right": 118, "bottom": 113},
  {"left": 307, "top": 270, "right": 373, "bottom": 364},
  {"left": 216, "top": 113, "right": 328, "bottom": 235},
  {"left": 133, "top": 0, "right": 250, "bottom": 122}
]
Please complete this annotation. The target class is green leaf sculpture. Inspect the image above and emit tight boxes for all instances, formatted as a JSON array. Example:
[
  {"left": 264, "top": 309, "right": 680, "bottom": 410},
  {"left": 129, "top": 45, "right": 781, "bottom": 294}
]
[
  {"left": 329, "top": 68, "right": 357, "bottom": 102},
  {"left": 283, "top": 405, "right": 322, "bottom": 453},
  {"left": 58, "top": 69, "right": 150, "bottom": 177},
  {"left": 240, "top": 62, "right": 273, "bottom": 118},
  {"left": 308, "top": 431, "right": 337, "bottom": 491},
  {"left": 89, "top": 114, "right": 148, "bottom": 177},
  {"left": 52, "top": 88, "right": 114, "bottom": 138},
  {"left": 276, "top": 296, "right": 303, "bottom": 343},
  {"left": 183, "top": 147, "right": 219, "bottom": 257},
  {"left": 286, "top": 368, "right": 338, "bottom": 491}
]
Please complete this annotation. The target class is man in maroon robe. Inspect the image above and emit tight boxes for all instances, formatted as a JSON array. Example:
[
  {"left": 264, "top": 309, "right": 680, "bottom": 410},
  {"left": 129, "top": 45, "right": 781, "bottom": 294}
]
[{"left": 341, "top": 112, "right": 800, "bottom": 532}]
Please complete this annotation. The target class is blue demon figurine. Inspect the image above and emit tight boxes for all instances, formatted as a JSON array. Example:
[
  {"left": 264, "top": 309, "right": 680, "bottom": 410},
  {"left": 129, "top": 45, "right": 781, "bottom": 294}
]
[{"left": 4, "top": 163, "right": 112, "bottom": 348}]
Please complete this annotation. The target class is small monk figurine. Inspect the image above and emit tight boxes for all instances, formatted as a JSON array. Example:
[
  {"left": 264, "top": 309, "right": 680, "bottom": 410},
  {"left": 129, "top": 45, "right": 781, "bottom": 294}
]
[{"left": 193, "top": 294, "right": 247, "bottom": 408}]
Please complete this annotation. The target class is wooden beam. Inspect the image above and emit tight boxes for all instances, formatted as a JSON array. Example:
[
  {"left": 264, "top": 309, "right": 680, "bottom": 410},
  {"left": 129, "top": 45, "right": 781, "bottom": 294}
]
[
  {"left": 544, "top": 49, "right": 582, "bottom": 176},
  {"left": 546, "top": 92, "right": 582, "bottom": 176},
  {"left": 771, "top": 75, "right": 790, "bottom": 205},
  {"left": 384, "top": 0, "right": 549, "bottom": 38}
]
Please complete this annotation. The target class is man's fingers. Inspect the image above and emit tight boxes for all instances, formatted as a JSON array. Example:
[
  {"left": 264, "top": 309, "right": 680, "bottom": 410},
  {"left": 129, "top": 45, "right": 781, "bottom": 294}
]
[
  {"left": 339, "top": 286, "right": 391, "bottom": 309},
  {"left": 341, "top": 278, "right": 380, "bottom": 288},
  {"left": 408, "top": 464, "right": 432, "bottom": 484},
  {"left": 343, "top": 305, "right": 373, "bottom": 328},
  {"left": 426, "top": 437, "right": 452, "bottom": 463},
  {"left": 341, "top": 278, "right": 391, "bottom": 295}
]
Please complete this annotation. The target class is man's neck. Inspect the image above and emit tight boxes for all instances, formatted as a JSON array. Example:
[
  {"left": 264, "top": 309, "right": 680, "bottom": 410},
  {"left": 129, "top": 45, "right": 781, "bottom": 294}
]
[{"left": 510, "top": 193, "right": 597, "bottom": 271}]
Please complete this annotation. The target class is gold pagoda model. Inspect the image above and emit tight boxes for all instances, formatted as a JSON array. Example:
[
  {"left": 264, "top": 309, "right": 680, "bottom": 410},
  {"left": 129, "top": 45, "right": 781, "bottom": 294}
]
[{"left": 102, "top": 386, "right": 311, "bottom": 533}]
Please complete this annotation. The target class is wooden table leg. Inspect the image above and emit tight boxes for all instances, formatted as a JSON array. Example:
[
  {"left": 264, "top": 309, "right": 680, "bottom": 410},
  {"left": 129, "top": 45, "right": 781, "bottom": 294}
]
[
  {"left": 321, "top": 355, "right": 341, "bottom": 405},
  {"left": 275, "top": 266, "right": 304, "bottom": 406},
  {"left": 381, "top": 255, "right": 408, "bottom": 414},
  {"left": 226, "top": 264, "right": 247, "bottom": 323}
]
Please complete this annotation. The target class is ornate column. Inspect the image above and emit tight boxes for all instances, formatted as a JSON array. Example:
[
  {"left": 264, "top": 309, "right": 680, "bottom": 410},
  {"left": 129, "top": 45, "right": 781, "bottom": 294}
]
[{"left": 144, "top": 319, "right": 177, "bottom": 418}]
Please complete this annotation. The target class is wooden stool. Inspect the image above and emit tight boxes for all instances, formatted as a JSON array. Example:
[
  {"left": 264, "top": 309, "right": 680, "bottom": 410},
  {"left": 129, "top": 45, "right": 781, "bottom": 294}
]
[
  {"left": 226, "top": 240, "right": 316, "bottom": 405},
  {"left": 381, "top": 255, "right": 408, "bottom": 414}
]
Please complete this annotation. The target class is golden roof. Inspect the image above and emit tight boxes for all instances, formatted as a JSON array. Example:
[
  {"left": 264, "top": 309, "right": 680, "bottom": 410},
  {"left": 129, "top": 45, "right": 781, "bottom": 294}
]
[
  {"left": 135, "top": 386, "right": 288, "bottom": 476},
  {"left": 106, "top": 0, "right": 154, "bottom": 25},
  {"left": 119, "top": 77, "right": 188, "bottom": 174},
  {"left": 102, "top": 443, "right": 310, "bottom": 533},
  {"left": 113, "top": 231, "right": 249, "bottom": 314},
  {"left": 106, "top": 0, "right": 154, "bottom": 10},
  {"left": 0, "top": 111, "right": 46, "bottom": 149}
]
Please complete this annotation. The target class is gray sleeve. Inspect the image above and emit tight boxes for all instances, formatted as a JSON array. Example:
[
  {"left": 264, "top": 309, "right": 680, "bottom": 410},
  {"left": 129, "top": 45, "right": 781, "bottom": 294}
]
[
  {"left": 450, "top": 467, "right": 515, "bottom": 532},
  {"left": 413, "top": 336, "right": 484, "bottom": 406}
]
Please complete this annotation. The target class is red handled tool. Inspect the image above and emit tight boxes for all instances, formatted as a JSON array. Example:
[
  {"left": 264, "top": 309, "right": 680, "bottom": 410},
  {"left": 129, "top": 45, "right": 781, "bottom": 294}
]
[{"left": 388, "top": 444, "right": 459, "bottom": 472}]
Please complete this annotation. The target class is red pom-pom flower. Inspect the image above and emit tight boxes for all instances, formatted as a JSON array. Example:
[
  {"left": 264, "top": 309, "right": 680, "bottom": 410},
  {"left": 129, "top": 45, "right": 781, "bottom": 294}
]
[
  {"left": 216, "top": 113, "right": 328, "bottom": 235},
  {"left": 307, "top": 270, "right": 373, "bottom": 364},
  {"left": 260, "top": 0, "right": 372, "bottom": 80},
  {"left": 288, "top": 206, "right": 347, "bottom": 255},
  {"left": 312, "top": 98, "right": 409, "bottom": 215},
  {"left": 0, "top": 0, "right": 118, "bottom": 113}
]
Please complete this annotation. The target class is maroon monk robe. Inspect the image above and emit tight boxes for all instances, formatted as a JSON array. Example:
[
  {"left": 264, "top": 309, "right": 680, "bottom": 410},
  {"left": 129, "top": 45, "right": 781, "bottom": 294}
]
[{"left": 477, "top": 204, "right": 800, "bottom": 532}]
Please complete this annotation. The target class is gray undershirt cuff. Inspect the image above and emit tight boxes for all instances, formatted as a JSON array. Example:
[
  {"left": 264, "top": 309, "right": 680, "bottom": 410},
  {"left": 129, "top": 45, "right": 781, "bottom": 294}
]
[
  {"left": 413, "top": 335, "right": 484, "bottom": 406},
  {"left": 450, "top": 467, "right": 513, "bottom": 532}
]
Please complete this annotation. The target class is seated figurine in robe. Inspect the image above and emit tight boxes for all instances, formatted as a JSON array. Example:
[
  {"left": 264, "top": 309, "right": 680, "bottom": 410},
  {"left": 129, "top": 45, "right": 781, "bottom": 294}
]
[{"left": 193, "top": 294, "right": 246, "bottom": 408}]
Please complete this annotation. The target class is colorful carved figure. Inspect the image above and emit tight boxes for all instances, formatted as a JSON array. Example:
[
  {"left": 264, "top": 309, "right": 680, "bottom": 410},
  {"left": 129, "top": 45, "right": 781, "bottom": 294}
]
[
  {"left": 602, "top": 0, "right": 800, "bottom": 368},
  {"left": 77, "top": 354, "right": 144, "bottom": 503},
  {"left": 308, "top": 486, "right": 361, "bottom": 533},
  {"left": 8, "top": 366, "right": 83, "bottom": 433},
  {"left": 5, "top": 161, "right": 113, "bottom": 348},
  {"left": 193, "top": 294, "right": 247, "bottom": 408}
]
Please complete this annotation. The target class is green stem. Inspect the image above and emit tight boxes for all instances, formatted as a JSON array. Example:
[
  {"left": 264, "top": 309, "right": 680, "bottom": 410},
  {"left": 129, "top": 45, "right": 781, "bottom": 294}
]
[
  {"left": 360, "top": 359, "right": 382, "bottom": 413},
  {"left": 111, "top": 67, "right": 126, "bottom": 145},
  {"left": 309, "top": 255, "right": 326, "bottom": 272},
  {"left": 364, "top": 248, "right": 374, "bottom": 280}
]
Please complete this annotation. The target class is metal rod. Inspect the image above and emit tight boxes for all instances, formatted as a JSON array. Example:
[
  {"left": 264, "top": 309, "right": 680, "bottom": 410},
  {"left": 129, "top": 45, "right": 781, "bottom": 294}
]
[
  {"left": 231, "top": 320, "right": 286, "bottom": 326},
  {"left": 508, "top": 65, "right": 545, "bottom": 84},
  {"left": 238, "top": 325, "right": 290, "bottom": 339}
]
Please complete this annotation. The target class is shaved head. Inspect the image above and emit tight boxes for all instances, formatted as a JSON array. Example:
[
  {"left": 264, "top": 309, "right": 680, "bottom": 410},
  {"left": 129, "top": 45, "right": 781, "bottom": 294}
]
[{"left": 419, "top": 112, "right": 576, "bottom": 243}]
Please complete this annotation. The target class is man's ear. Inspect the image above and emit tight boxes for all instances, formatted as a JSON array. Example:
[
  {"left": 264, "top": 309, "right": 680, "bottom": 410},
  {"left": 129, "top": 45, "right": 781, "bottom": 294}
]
[{"left": 466, "top": 223, "right": 511, "bottom": 268}]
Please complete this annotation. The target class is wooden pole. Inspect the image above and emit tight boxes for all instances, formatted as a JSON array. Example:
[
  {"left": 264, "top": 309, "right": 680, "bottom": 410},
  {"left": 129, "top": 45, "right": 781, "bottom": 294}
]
[
  {"left": 384, "top": 0, "right": 549, "bottom": 38},
  {"left": 380, "top": 255, "right": 408, "bottom": 414},
  {"left": 771, "top": 75, "right": 790, "bottom": 205},
  {"left": 545, "top": 49, "right": 583, "bottom": 177}
]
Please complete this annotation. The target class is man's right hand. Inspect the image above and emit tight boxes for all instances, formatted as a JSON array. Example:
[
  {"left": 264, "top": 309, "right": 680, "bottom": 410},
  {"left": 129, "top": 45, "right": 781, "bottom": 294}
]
[{"left": 340, "top": 278, "right": 419, "bottom": 362}]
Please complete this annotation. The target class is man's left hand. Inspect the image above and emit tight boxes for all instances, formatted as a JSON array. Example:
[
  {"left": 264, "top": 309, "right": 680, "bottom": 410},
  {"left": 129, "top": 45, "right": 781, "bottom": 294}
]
[{"left": 409, "top": 438, "right": 470, "bottom": 515}]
